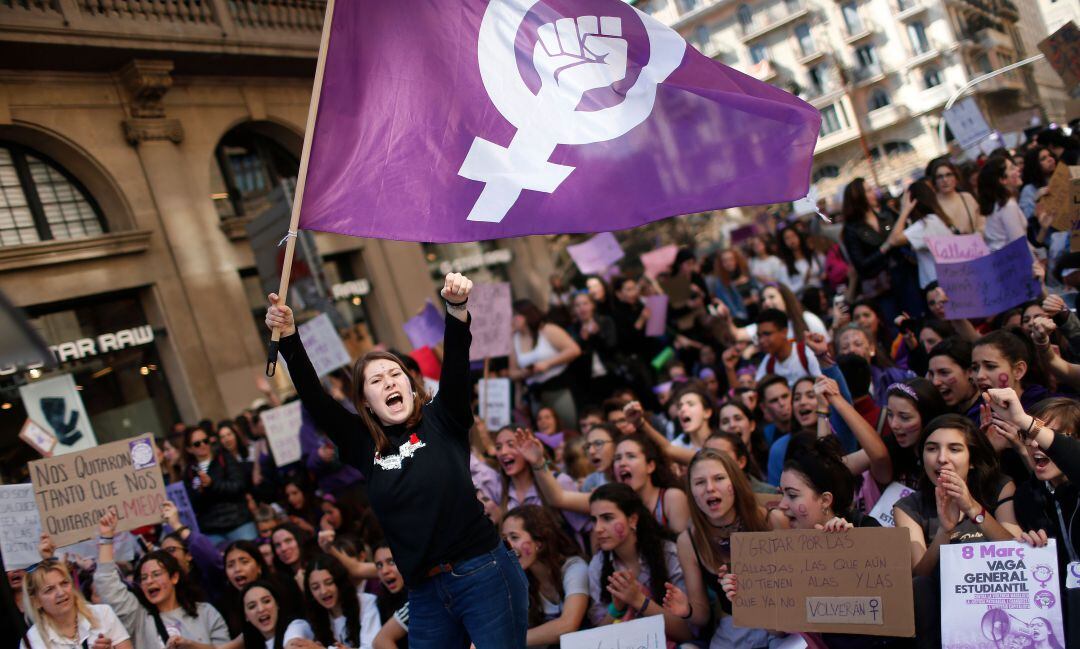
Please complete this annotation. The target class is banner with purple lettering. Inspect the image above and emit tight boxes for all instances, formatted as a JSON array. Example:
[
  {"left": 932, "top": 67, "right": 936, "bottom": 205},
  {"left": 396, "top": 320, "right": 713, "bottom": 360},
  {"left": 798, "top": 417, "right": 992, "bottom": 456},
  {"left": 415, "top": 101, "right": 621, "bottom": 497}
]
[
  {"left": 297, "top": 0, "right": 819, "bottom": 242},
  {"left": 940, "top": 540, "right": 1064, "bottom": 649},
  {"left": 937, "top": 237, "right": 1039, "bottom": 320}
]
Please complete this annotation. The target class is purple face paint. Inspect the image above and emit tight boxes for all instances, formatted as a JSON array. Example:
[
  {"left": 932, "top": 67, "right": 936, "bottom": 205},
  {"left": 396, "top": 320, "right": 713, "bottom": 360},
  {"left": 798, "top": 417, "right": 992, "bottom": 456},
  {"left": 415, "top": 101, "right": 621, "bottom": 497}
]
[{"left": 998, "top": 373, "right": 1010, "bottom": 389}]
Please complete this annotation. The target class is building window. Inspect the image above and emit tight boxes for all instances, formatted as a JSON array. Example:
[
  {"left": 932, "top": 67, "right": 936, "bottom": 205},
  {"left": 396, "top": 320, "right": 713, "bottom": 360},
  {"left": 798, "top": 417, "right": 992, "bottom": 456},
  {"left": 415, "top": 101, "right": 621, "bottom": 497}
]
[
  {"left": 784, "top": 0, "right": 801, "bottom": 12},
  {"left": 821, "top": 105, "right": 843, "bottom": 136},
  {"left": 0, "top": 142, "right": 107, "bottom": 248},
  {"left": 855, "top": 44, "right": 878, "bottom": 68},
  {"left": 812, "top": 165, "right": 840, "bottom": 182},
  {"left": 976, "top": 53, "right": 992, "bottom": 74},
  {"left": 749, "top": 43, "right": 768, "bottom": 64},
  {"left": 808, "top": 64, "right": 826, "bottom": 94},
  {"left": 214, "top": 126, "right": 299, "bottom": 221},
  {"left": 737, "top": 4, "right": 754, "bottom": 32},
  {"left": 694, "top": 24, "right": 711, "bottom": 51},
  {"left": 676, "top": 0, "right": 700, "bottom": 13},
  {"left": 908, "top": 21, "right": 930, "bottom": 54},
  {"left": 842, "top": 2, "right": 863, "bottom": 35},
  {"left": 923, "top": 67, "right": 942, "bottom": 88},
  {"left": 795, "top": 24, "right": 815, "bottom": 57},
  {"left": 868, "top": 88, "right": 891, "bottom": 111},
  {"left": 883, "top": 140, "right": 915, "bottom": 157}
]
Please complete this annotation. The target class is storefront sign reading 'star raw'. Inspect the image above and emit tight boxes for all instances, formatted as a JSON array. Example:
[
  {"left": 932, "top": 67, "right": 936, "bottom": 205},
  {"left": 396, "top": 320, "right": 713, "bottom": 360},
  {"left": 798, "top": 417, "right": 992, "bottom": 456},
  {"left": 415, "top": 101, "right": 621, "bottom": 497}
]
[
  {"left": 48, "top": 325, "right": 155, "bottom": 363},
  {"left": 29, "top": 433, "right": 166, "bottom": 546},
  {"left": 731, "top": 528, "right": 914, "bottom": 637}
]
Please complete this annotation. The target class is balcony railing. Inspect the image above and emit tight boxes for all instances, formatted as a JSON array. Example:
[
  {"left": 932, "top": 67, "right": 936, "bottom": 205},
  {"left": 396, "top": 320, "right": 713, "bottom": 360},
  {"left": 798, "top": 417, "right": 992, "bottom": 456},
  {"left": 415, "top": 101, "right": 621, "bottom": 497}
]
[
  {"left": 866, "top": 104, "right": 910, "bottom": 131},
  {"left": 852, "top": 62, "right": 886, "bottom": 85},
  {"left": 0, "top": 0, "right": 325, "bottom": 56},
  {"left": 844, "top": 19, "right": 875, "bottom": 44},
  {"left": 895, "top": 0, "right": 928, "bottom": 20},
  {"left": 739, "top": 2, "right": 811, "bottom": 42}
]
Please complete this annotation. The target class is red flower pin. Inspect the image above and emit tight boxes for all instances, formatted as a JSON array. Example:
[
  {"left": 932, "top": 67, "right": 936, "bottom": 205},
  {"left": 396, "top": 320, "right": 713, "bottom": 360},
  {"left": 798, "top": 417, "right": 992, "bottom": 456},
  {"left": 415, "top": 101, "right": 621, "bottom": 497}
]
[{"left": 409, "top": 433, "right": 420, "bottom": 445}]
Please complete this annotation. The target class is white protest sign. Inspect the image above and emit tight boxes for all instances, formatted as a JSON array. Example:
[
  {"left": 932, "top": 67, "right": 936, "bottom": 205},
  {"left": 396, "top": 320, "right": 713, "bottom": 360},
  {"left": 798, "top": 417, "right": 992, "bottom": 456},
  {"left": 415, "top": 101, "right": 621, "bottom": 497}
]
[
  {"left": 560, "top": 614, "right": 664, "bottom": 648},
  {"left": 298, "top": 313, "right": 352, "bottom": 378},
  {"left": 18, "top": 373, "right": 98, "bottom": 455},
  {"left": 0, "top": 483, "right": 42, "bottom": 570},
  {"left": 940, "top": 540, "right": 1064, "bottom": 649},
  {"left": 868, "top": 482, "right": 915, "bottom": 527},
  {"left": 477, "top": 378, "right": 511, "bottom": 431},
  {"left": 260, "top": 401, "right": 303, "bottom": 466},
  {"left": 566, "top": 232, "right": 625, "bottom": 275},
  {"left": 58, "top": 532, "right": 136, "bottom": 563},
  {"left": 944, "top": 98, "right": 993, "bottom": 150}
]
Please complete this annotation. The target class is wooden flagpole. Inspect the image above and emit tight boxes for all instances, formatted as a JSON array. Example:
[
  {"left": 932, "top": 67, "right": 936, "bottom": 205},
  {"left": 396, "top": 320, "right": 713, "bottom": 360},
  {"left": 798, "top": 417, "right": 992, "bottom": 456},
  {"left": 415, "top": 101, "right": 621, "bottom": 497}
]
[{"left": 267, "top": 0, "right": 337, "bottom": 376}]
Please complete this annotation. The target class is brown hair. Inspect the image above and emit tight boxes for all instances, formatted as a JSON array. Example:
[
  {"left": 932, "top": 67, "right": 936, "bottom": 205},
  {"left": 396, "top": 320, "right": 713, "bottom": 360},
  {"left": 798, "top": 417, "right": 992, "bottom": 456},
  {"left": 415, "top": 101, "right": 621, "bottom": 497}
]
[
  {"left": 351, "top": 351, "right": 430, "bottom": 454},
  {"left": 503, "top": 505, "right": 583, "bottom": 627},
  {"left": 714, "top": 248, "right": 750, "bottom": 284},
  {"left": 1029, "top": 398, "right": 1080, "bottom": 439},
  {"left": 685, "top": 449, "right": 768, "bottom": 572}
]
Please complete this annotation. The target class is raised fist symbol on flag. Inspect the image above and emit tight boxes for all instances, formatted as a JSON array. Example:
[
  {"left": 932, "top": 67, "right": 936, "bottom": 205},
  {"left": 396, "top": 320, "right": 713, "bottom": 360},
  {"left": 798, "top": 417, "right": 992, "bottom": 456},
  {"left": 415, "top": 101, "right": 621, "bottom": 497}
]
[
  {"left": 534, "top": 16, "right": 627, "bottom": 106},
  {"left": 460, "top": 1, "right": 685, "bottom": 224}
]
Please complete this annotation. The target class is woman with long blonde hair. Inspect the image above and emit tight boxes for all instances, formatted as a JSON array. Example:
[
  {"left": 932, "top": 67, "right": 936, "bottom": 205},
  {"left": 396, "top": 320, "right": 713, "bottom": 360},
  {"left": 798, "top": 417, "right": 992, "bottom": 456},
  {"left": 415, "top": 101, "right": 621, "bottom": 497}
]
[{"left": 21, "top": 559, "right": 131, "bottom": 649}]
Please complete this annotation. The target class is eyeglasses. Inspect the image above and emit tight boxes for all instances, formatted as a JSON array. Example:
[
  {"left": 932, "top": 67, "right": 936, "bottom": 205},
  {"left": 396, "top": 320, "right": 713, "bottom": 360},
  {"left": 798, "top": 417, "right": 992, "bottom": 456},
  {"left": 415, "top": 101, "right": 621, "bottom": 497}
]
[
  {"left": 584, "top": 440, "right": 611, "bottom": 451},
  {"left": 190, "top": 439, "right": 209, "bottom": 448}
]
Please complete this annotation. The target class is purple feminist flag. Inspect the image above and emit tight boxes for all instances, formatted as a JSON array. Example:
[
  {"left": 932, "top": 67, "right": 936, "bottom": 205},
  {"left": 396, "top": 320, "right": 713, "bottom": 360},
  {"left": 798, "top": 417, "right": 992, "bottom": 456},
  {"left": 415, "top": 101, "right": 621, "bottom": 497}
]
[{"left": 298, "top": 0, "right": 820, "bottom": 242}]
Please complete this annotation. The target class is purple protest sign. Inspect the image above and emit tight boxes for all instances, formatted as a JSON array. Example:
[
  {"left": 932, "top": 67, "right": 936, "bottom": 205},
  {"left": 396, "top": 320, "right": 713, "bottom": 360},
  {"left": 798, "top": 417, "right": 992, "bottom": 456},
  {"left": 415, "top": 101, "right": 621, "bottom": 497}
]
[
  {"left": 567, "top": 232, "right": 625, "bottom": 275},
  {"left": 640, "top": 245, "right": 678, "bottom": 278},
  {"left": 926, "top": 234, "right": 990, "bottom": 264},
  {"left": 403, "top": 301, "right": 445, "bottom": 349},
  {"left": 643, "top": 294, "right": 668, "bottom": 337},
  {"left": 297, "top": 0, "right": 819, "bottom": 242},
  {"left": 938, "top": 237, "right": 1039, "bottom": 319}
]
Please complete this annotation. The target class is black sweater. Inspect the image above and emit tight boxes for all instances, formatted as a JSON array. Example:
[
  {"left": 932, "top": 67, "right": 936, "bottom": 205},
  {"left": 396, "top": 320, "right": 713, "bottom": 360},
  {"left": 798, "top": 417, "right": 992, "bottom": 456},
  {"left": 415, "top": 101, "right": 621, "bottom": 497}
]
[
  {"left": 1016, "top": 432, "right": 1080, "bottom": 571},
  {"left": 185, "top": 452, "right": 253, "bottom": 534},
  {"left": 280, "top": 313, "right": 500, "bottom": 588}
]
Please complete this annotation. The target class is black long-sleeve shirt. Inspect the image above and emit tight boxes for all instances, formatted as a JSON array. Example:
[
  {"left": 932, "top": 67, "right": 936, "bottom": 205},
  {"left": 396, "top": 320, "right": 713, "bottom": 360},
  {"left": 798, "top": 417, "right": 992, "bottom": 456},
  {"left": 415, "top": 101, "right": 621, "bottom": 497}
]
[
  {"left": 1016, "top": 430, "right": 1080, "bottom": 576},
  {"left": 279, "top": 313, "right": 500, "bottom": 588}
]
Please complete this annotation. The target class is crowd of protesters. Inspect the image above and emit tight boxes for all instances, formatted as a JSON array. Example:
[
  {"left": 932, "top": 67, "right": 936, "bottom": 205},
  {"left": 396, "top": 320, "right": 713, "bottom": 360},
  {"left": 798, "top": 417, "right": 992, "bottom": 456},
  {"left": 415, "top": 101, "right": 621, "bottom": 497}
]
[{"left": 5, "top": 124, "right": 1080, "bottom": 649}]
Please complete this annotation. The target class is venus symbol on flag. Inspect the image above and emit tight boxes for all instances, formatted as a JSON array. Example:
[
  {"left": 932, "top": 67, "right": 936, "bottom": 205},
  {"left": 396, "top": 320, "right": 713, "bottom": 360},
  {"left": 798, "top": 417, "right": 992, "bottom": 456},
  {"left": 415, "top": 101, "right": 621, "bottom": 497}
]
[{"left": 459, "top": 0, "right": 684, "bottom": 223}]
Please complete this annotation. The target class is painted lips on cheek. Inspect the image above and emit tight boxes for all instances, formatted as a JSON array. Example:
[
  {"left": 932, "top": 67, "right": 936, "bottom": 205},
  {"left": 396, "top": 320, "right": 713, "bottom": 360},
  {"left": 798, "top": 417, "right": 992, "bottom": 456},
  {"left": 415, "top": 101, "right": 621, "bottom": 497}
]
[
  {"left": 998, "top": 373, "right": 1010, "bottom": 388},
  {"left": 613, "top": 522, "right": 627, "bottom": 540}
]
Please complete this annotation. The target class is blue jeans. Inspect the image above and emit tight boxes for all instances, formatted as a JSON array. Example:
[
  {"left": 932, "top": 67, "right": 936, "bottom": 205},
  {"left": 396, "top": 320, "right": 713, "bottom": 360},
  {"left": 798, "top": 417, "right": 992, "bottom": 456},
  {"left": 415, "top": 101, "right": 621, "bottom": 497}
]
[
  {"left": 408, "top": 543, "right": 528, "bottom": 649},
  {"left": 205, "top": 521, "right": 257, "bottom": 547}
]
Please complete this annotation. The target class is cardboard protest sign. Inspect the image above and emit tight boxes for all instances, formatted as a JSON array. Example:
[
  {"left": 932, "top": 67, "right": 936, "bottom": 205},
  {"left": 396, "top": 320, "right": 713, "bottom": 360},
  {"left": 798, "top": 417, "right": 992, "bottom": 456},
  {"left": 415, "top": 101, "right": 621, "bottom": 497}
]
[
  {"left": 0, "top": 483, "right": 42, "bottom": 570},
  {"left": 1038, "top": 21, "right": 1080, "bottom": 99},
  {"left": 477, "top": 378, "right": 512, "bottom": 431},
  {"left": 937, "top": 237, "right": 1040, "bottom": 320},
  {"left": 165, "top": 481, "right": 200, "bottom": 534},
  {"left": 643, "top": 294, "right": 669, "bottom": 337},
  {"left": 18, "top": 373, "right": 97, "bottom": 454},
  {"left": 867, "top": 482, "right": 915, "bottom": 527},
  {"left": 926, "top": 235, "right": 990, "bottom": 265},
  {"left": 298, "top": 313, "right": 352, "bottom": 378},
  {"left": 20, "top": 418, "right": 57, "bottom": 456},
  {"left": 28, "top": 434, "right": 165, "bottom": 547},
  {"left": 731, "top": 528, "right": 914, "bottom": 637},
  {"left": 566, "top": 232, "right": 624, "bottom": 275},
  {"left": 260, "top": 401, "right": 303, "bottom": 466},
  {"left": 468, "top": 282, "right": 513, "bottom": 361},
  {"left": 559, "top": 614, "right": 663, "bottom": 649},
  {"left": 1044, "top": 164, "right": 1079, "bottom": 232},
  {"left": 640, "top": 245, "right": 678, "bottom": 279},
  {"left": 940, "top": 540, "right": 1064, "bottom": 649},
  {"left": 403, "top": 301, "right": 445, "bottom": 350}
]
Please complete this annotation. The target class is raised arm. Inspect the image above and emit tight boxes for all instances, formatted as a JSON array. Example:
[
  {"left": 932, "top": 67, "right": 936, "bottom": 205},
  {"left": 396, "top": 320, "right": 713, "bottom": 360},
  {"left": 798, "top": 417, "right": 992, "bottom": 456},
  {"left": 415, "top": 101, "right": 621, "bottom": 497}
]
[
  {"left": 432, "top": 273, "right": 475, "bottom": 435},
  {"left": 816, "top": 377, "right": 892, "bottom": 485},
  {"left": 267, "top": 294, "right": 369, "bottom": 465},
  {"left": 626, "top": 401, "right": 695, "bottom": 466},
  {"left": 515, "top": 429, "right": 590, "bottom": 513}
]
